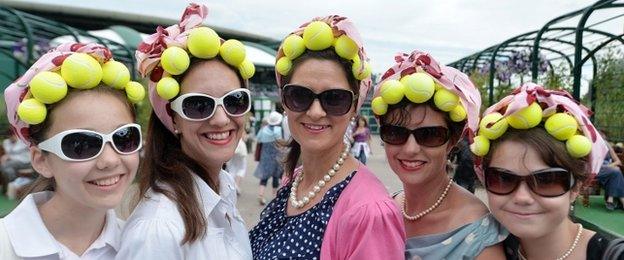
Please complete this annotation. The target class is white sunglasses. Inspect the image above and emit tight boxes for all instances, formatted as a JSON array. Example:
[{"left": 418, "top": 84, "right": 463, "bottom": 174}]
[
  {"left": 38, "top": 123, "right": 142, "bottom": 162},
  {"left": 170, "top": 88, "right": 251, "bottom": 121}
]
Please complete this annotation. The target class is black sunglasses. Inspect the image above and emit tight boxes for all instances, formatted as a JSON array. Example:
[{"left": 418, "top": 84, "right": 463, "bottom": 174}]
[
  {"left": 281, "top": 84, "right": 356, "bottom": 116},
  {"left": 380, "top": 125, "right": 450, "bottom": 147},
  {"left": 484, "top": 167, "right": 575, "bottom": 197},
  {"left": 170, "top": 89, "right": 251, "bottom": 121}
]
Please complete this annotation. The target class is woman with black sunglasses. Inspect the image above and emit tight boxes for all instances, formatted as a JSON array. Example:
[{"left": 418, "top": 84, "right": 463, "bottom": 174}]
[
  {"left": 116, "top": 4, "right": 253, "bottom": 260},
  {"left": 0, "top": 43, "right": 144, "bottom": 259},
  {"left": 372, "top": 50, "right": 507, "bottom": 259},
  {"left": 472, "top": 83, "right": 623, "bottom": 260},
  {"left": 249, "top": 16, "right": 405, "bottom": 260}
]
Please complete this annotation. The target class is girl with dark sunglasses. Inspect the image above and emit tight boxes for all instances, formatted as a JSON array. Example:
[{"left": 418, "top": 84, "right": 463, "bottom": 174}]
[
  {"left": 0, "top": 43, "right": 144, "bottom": 259},
  {"left": 249, "top": 16, "right": 405, "bottom": 260},
  {"left": 473, "top": 83, "right": 621, "bottom": 259},
  {"left": 116, "top": 4, "right": 253, "bottom": 260},
  {"left": 373, "top": 51, "right": 507, "bottom": 259}
]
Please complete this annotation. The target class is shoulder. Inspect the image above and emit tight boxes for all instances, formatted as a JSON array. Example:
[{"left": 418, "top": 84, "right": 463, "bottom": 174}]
[
  {"left": 0, "top": 219, "right": 19, "bottom": 259},
  {"left": 448, "top": 184, "right": 490, "bottom": 224},
  {"left": 125, "top": 189, "right": 184, "bottom": 232}
]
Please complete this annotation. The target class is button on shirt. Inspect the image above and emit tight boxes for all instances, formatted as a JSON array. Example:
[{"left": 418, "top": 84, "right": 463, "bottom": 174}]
[
  {"left": 0, "top": 191, "right": 122, "bottom": 259},
  {"left": 116, "top": 170, "right": 252, "bottom": 260}
]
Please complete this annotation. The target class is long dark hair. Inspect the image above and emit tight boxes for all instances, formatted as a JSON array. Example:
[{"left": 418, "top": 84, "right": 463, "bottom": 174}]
[
  {"left": 280, "top": 49, "right": 359, "bottom": 179},
  {"left": 137, "top": 58, "right": 245, "bottom": 244}
]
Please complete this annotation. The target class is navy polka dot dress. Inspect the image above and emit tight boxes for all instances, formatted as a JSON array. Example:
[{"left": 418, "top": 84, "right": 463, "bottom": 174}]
[{"left": 250, "top": 171, "right": 356, "bottom": 260}]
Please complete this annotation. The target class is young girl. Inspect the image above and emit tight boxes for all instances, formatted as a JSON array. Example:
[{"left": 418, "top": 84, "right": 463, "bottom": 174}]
[
  {"left": 472, "top": 83, "right": 620, "bottom": 259},
  {"left": 0, "top": 42, "right": 144, "bottom": 259},
  {"left": 116, "top": 4, "right": 254, "bottom": 259}
]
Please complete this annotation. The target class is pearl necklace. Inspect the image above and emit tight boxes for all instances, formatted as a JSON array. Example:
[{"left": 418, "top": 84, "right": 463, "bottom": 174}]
[
  {"left": 289, "top": 143, "right": 351, "bottom": 209},
  {"left": 518, "top": 224, "right": 583, "bottom": 260},
  {"left": 402, "top": 178, "right": 453, "bottom": 221}
]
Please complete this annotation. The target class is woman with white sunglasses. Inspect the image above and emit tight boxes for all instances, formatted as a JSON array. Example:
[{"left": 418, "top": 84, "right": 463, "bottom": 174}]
[
  {"left": 0, "top": 43, "right": 144, "bottom": 259},
  {"left": 116, "top": 4, "right": 253, "bottom": 259}
]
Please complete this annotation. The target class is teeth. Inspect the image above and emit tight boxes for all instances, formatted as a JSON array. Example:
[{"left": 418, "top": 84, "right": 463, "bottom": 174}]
[
  {"left": 400, "top": 160, "right": 425, "bottom": 168},
  {"left": 91, "top": 175, "right": 121, "bottom": 186},
  {"left": 304, "top": 124, "right": 326, "bottom": 130},
  {"left": 205, "top": 131, "right": 230, "bottom": 140}
]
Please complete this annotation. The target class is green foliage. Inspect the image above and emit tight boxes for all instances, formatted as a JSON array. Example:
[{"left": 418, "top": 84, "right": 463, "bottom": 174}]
[
  {"left": 592, "top": 49, "right": 624, "bottom": 142},
  {"left": 543, "top": 63, "right": 572, "bottom": 93}
]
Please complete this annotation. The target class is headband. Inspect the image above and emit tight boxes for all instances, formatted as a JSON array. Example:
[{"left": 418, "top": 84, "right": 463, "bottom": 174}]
[
  {"left": 275, "top": 15, "right": 371, "bottom": 110},
  {"left": 135, "top": 3, "right": 255, "bottom": 133},
  {"left": 372, "top": 50, "right": 482, "bottom": 138},
  {"left": 4, "top": 42, "right": 145, "bottom": 146}
]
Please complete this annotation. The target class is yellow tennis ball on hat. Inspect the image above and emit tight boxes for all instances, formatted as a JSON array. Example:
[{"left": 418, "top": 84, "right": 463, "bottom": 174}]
[
  {"left": 220, "top": 39, "right": 246, "bottom": 66},
  {"left": 478, "top": 112, "right": 508, "bottom": 140},
  {"left": 282, "top": 34, "right": 306, "bottom": 60},
  {"left": 303, "top": 21, "right": 334, "bottom": 51},
  {"left": 61, "top": 53, "right": 103, "bottom": 89},
  {"left": 371, "top": 96, "right": 388, "bottom": 115},
  {"left": 17, "top": 98, "right": 47, "bottom": 125},
  {"left": 187, "top": 27, "right": 221, "bottom": 59},
  {"left": 125, "top": 81, "right": 145, "bottom": 104},
  {"left": 470, "top": 135, "right": 490, "bottom": 156},
  {"left": 433, "top": 88, "right": 459, "bottom": 112},
  {"left": 101, "top": 60, "right": 130, "bottom": 89},
  {"left": 160, "top": 47, "right": 190, "bottom": 75},
  {"left": 566, "top": 134, "right": 592, "bottom": 158},
  {"left": 156, "top": 77, "right": 180, "bottom": 100},
  {"left": 276, "top": 57, "right": 292, "bottom": 76},
  {"left": 401, "top": 72, "right": 435, "bottom": 103},
  {"left": 380, "top": 80, "right": 405, "bottom": 105},
  {"left": 507, "top": 102, "right": 543, "bottom": 129},
  {"left": 29, "top": 71, "right": 68, "bottom": 104},
  {"left": 545, "top": 113, "right": 578, "bottom": 141},
  {"left": 333, "top": 35, "right": 358, "bottom": 60},
  {"left": 449, "top": 104, "right": 467, "bottom": 122},
  {"left": 352, "top": 60, "right": 371, "bottom": 80},
  {"left": 238, "top": 59, "right": 255, "bottom": 80}
]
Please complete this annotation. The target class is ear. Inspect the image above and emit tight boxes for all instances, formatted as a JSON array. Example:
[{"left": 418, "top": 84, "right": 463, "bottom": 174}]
[{"left": 30, "top": 146, "right": 53, "bottom": 178}]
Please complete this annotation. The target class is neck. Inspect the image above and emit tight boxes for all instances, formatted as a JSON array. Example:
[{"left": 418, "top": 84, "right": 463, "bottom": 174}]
[
  {"left": 197, "top": 161, "right": 222, "bottom": 192},
  {"left": 403, "top": 171, "right": 451, "bottom": 213},
  {"left": 39, "top": 192, "right": 107, "bottom": 255},
  {"left": 299, "top": 142, "right": 348, "bottom": 187},
  {"left": 519, "top": 220, "right": 579, "bottom": 259}
]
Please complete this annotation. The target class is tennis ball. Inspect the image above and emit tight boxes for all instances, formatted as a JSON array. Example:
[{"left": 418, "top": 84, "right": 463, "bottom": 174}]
[
  {"left": 401, "top": 72, "right": 435, "bottom": 103},
  {"left": 507, "top": 102, "right": 543, "bottom": 129},
  {"left": 380, "top": 80, "right": 405, "bottom": 105},
  {"left": 479, "top": 112, "right": 509, "bottom": 140},
  {"left": 219, "top": 39, "right": 246, "bottom": 66},
  {"left": 302, "top": 21, "right": 334, "bottom": 51},
  {"left": 61, "top": 53, "right": 103, "bottom": 89},
  {"left": 449, "top": 104, "right": 467, "bottom": 122},
  {"left": 29, "top": 71, "right": 68, "bottom": 104},
  {"left": 156, "top": 77, "right": 180, "bottom": 100},
  {"left": 160, "top": 47, "right": 190, "bottom": 75},
  {"left": 101, "top": 60, "right": 130, "bottom": 89},
  {"left": 333, "top": 35, "right": 358, "bottom": 60},
  {"left": 282, "top": 34, "right": 305, "bottom": 60},
  {"left": 371, "top": 96, "right": 388, "bottom": 115},
  {"left": 187, "top": 27, "right": 221, "bottom": 59},
  {"left": 566, "top": 135, "right": 592, "bottom": 158},
  {"left": 17, "top": 98, "right": 47, "bottom": 125},
  {"left": 238, "top": 59, "right": 255, "bottom": 80},
  {"left": 352, "top": 60, "right": 371, "bottom": 80},
  {"left": 545, "top": 113, "right": 578, "bottom": 141},
  {"left": 433, "top": 88, "right": 459, "bottom": 112},
  {"left": 276, "top": 57, "right": 292, "bottom": 76},
  {"left": 125, "top": 81, "right": 145, "bottom": 104},
  {"left": 470, "top": 135, "right": 490, "bottom": 156}
]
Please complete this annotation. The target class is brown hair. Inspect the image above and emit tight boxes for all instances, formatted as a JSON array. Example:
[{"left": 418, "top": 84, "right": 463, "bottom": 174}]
[
  {"left": 280, "top": 49, "right": 359, "bottom": 179},
  {"left": 484, "top": 127, "right": 589, "bottom": 184},
  {"left": 22, "top": 86, "right": 136, "bottom": 198},
  {"left": 137, "top": 58, "right": 245, "bottom": 244}
]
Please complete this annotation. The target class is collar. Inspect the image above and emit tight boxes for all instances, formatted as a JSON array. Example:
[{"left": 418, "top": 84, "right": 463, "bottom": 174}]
[
  {"left": 88, "top": 210, "right": 122, "bottom": 252},
  {"left": 192, "top": 170, "right": 236, "bottom": 215}
]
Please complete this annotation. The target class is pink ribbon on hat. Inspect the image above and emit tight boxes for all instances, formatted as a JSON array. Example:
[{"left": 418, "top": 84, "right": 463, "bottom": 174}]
[
  {"left": 4, "top": 42, "right": 113, "bottom": 146},
  {"left": 373, "top": 50, "right": 482, "bottom": 139},
  {"left": 135, "top": 3, "right": 209, "bottom": 133},
  {"left": 475, "top": 82, "right": 607, "bottom": 178},
  {"left": 275, "top": 15, "right": 372, "bottom": 111}
]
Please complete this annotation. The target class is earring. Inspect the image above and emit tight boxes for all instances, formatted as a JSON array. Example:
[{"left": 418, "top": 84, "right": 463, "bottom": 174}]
[{"left": 174, "top": 129, "right": 179, "bottom": 134}]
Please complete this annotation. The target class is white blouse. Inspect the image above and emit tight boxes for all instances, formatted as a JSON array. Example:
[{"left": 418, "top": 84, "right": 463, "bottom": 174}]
[
  {"left": 0, "top": 191, "right": 122, "bottom": 260},
  {"left": 116, "top": 170, "right": 252, "bottom": 260}
]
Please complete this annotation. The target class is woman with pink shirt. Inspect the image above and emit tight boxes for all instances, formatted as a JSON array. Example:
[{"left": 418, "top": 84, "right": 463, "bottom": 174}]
[{"left": 249, "top": 16, "right": 405, "bottom": 260}]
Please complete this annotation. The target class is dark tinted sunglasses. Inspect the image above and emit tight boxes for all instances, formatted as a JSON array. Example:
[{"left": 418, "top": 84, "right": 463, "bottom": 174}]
[
  {"left": 171, "top": 89, "right": 251, "bottom": 121},
  {"left": 281, "top": 84, "right": 356, "bottom": 116},
  {"left": 38, "top": 123, "right": 142, "bottom": 162},
  {"left": 380, "top": 125, "right": 450, "bottom": 147},
  {"left": 485, "top": 167, "right": 575, "bottom": 197}
]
